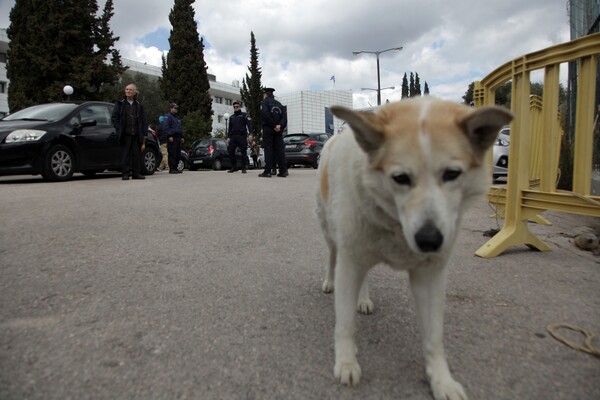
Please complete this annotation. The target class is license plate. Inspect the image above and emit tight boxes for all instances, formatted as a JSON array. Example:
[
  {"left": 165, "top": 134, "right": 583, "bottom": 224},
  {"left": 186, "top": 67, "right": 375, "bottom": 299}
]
[
  {"left": 193, "top": 160, "right": 203, "bottom": 164},
  {"left": 285, "top": 144, "right": 295, "bottom": 149}
]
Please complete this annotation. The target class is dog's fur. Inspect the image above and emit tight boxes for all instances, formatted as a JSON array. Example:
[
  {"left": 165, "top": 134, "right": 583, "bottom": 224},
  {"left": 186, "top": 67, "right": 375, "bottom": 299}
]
[{"left": 316, "top": 97, "right": 512, "bottom": 400}]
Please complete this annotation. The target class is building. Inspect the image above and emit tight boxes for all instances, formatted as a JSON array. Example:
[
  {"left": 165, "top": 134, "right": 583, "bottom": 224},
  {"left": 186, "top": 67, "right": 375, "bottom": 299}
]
[
  {"left": 276, "top": 90, "right": 353, "bottom": 135},
  {"left": 0, "top": 29, "right": 8, "bottom": 118}
]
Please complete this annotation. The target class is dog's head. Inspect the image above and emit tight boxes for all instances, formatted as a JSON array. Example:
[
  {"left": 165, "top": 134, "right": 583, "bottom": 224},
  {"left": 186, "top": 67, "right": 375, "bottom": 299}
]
[{"left": 331, "top": 97, "right": 512, "bottom": 255}]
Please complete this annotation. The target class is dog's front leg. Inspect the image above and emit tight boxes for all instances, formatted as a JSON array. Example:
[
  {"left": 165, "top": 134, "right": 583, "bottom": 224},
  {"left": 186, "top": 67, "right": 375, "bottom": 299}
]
[
  {"left": 409, "top": 265, "right": 467, "bottom": 400},
  {"left": 333, "top": 256, "right": 366, "bottom": 386}
]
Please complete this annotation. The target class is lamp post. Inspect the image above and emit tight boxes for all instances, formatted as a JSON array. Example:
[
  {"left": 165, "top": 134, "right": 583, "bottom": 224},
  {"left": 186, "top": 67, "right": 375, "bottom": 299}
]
[
  {"left": 63, "top": 85, "right": 74, "bottom": 101},
  {"left": 223, "top": 113, "right": 230, "bottom": 137},
  {"left": 353, "top": 47, "right": 403, "bottom": 106}
]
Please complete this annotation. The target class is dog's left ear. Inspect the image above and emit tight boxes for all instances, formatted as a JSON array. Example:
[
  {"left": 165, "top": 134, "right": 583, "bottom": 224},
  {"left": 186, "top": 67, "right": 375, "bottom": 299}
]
[
  {"left": 331, "top": 106, "right": 383, "bottom": 154},
  {"left": 458, "top": 106, "right": 513, "bottom": 154}
]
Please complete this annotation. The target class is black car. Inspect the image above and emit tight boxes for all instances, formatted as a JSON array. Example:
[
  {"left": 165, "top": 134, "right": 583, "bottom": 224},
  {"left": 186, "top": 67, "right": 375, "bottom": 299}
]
[
  {"left": 142, "top": 127, "right": 162, "bottom": 175},
  {"left": 0, "top": 101, "right": 161, "bottom": 181},
  {"left": 188, "top": 138, "right": 247, "bottom": 171},
  {"left": 284, "top": 132, "right": 332, "bottom": 169}
]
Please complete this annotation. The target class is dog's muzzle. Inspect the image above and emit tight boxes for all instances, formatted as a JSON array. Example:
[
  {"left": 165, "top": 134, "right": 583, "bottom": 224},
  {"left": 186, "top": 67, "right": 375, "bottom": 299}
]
[{"left": 415, "top": 223, "right": 443, "bottom": 252}]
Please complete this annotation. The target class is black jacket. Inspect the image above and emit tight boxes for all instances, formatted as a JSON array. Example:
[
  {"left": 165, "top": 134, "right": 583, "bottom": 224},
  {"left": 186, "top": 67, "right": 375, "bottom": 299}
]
[
  {"left": 261, "top": 96, "right": 287, "bottom": 130},
  {"left": 228, "top": 110, "right": 253, "bottom": 136},
  {"left": 111, "top": 99, "right": 148, "bottom": 144}
]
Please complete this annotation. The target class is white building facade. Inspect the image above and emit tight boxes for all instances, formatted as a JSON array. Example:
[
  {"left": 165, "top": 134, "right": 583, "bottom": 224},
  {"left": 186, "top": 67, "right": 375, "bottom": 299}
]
[{"left": 276, "top": 90, "right": 353, "bottom": 135}]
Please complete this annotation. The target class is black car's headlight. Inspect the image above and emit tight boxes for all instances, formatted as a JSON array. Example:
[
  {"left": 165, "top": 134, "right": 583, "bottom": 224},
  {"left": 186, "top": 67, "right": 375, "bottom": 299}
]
[{"left": 5, "top": 129, "right": 47, "bottom": 143}]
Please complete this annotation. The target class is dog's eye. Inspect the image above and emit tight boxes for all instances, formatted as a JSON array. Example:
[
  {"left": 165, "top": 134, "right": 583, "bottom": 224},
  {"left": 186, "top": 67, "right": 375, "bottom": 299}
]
[
  {"left": 442, "top": 169, "right": 462, "bottom": 182},
  {"left": 392, "top": 173, "right": 412, "bottom": 186}
]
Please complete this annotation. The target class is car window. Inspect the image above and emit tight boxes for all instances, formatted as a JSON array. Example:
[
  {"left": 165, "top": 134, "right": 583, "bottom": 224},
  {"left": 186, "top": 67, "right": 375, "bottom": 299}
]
[
  {"left": 3, "top": 103, "right": 78, "bottom": 122},
  {"left": 218, "top": 141, "right": 227, "bottom": 150},
  {"left": 79, "top": 105, "right": 112, "bottom": 126},
  {"left": 284, "top": 135, "right": 309, "bottom": 144}
]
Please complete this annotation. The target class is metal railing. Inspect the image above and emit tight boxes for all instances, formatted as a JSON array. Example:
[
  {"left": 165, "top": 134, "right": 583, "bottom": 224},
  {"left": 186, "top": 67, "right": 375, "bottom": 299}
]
[{"left": 473, "top": 32, "right": 600, "bottom": 257}]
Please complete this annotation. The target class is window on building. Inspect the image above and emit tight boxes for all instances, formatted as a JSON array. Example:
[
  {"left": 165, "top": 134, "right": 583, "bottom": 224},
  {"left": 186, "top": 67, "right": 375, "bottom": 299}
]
[
  {"left": 225, "top": 99, "right": 233, "bottom": 106},
  {"left": 215, "top": 96, "right": 223, "bottom": 104},
  {"left": 0, "top": 81, "right": 5, "bottom": 94},
  {"left": 0, "top": 53, "right": 6, "bottom": 63}
]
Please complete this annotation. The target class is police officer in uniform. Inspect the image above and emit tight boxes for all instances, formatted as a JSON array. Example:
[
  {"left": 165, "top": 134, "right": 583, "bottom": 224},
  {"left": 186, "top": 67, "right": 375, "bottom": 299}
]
[
  {"left": 259, "top": 87, "right": 288, "bottom": 178},
  {"left": 227, "top": 101, "right": 253, "bottom": 173},
  {"left": 163, "top": 103, "right": 184, "bottom": 174}
]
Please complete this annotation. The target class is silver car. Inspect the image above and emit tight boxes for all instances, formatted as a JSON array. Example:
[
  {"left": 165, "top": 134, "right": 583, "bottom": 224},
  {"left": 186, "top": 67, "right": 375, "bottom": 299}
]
[{"left": 493, "top": 126, "right": 510, "bottom": 181}]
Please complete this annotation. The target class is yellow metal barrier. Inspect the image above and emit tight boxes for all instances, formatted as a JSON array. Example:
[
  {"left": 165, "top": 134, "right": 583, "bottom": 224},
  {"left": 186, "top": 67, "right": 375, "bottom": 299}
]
[{"left": 474, "top": 32, "right": 600, "bottom": 257}]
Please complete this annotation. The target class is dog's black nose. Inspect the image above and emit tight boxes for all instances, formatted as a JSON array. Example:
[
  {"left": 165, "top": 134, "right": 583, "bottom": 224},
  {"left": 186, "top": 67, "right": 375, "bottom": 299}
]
[{"left": 415, "top": 224, "right": 443, "bottom": 252}]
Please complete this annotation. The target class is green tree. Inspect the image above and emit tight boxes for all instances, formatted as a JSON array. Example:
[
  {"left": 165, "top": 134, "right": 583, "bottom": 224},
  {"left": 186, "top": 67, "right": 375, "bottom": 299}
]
[
  {"left": 401, "top": 73, "right": 409, "bottom": 99},
  {"left": 161, "top": 0, "right": 213, "bottom": 133},
  {"left": 462, "top": 82, "right": 474, "bottom": 105},
  {"left": 240, "top": 32, "right": 263, "bottom": 142},
  {"left": 409, "top": 72, "right": 416, "bottom": 97},
  {"left": 6, "top": 0, "right": 124, "bottom": 112},
  {"left": 424, "top": 81, "right": 430, "bottom": 95},
  {"left": 414, "top": 72, "right": 422, "bottom": 96}
]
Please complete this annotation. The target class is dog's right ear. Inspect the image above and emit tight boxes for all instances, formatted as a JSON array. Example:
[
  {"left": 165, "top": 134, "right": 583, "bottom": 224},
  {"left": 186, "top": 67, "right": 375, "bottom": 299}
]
[{"left": 331, "top": 106, "right": 384, "bottom": 153}]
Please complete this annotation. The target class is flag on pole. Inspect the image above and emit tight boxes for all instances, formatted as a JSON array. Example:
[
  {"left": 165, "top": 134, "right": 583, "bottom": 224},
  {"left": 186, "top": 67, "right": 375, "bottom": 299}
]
[{"left": 330, "top": 75, "right": 336, "bottom": 87}]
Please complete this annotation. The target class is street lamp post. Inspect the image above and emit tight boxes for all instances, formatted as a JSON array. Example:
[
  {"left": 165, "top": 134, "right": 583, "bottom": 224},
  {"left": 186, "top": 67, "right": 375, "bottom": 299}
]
[
  {"left": 223, "top": 113, "right": 230, "bottom": 137},
  {"left": 353, "top": 47, "right": 403, "bottom": 106}
]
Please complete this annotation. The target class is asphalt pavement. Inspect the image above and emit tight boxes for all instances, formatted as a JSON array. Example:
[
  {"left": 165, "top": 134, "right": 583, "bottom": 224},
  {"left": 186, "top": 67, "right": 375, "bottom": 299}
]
[{"left": 0, "top": 168, "right": 599, "bottom": 400}]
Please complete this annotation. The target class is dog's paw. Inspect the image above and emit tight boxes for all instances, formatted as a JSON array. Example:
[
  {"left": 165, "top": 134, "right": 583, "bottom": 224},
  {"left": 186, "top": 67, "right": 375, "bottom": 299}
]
[
  {"left": 357, "top": 298, "right": 374, "bottom": 314},
  {"left": 430, "top": 377, "right": 467, "bottom": 400},
  {"left": 334, "top": 360, "right": 361, "bottom": 386},
  {"left": 322, "top": 279, "right": 334, "bottom": 293}
]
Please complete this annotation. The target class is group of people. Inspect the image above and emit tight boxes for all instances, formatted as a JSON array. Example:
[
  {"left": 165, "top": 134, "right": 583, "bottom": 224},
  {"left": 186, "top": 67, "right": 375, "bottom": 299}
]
[
  {"left": 111, "top": 84, "right": 183, "bottom": 180},
  {"left": 111, "top": 83, "right": 288, "bottom": 180},
  {"left": 226, "top": 87, "right": 288, "bottom": 178}
]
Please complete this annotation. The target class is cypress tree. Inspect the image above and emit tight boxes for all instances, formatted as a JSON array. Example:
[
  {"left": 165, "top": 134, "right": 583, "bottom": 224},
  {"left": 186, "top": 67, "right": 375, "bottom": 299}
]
[
  {"left": 240, "top": 32, "right": 263, "bottom": 142},
  {"left": 6, "top": 0, "right": 124, "bottom": 111},
  {"left": 424, "top": 82, "right": 430, "bottom": 95},
  {"left": 409, "top": 72, "right": 416, "bottom": 98},
  {"left": 401, "top": 73, "right": 409, "bottom": 99},
  {"left": 414, "top": 72, "right": 422, "bottom": 96},
  {"left": 161, "top": 0, "right": 212, "bottom": 124}
]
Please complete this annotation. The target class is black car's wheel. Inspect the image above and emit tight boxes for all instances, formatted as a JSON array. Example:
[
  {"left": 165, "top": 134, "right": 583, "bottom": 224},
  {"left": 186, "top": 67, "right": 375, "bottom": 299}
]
[
  {"left": 42, "top": 145, "right": 75, "bottom": 181},
  {"left": 141, "top": 147, "right": 157, "bottom": 175},
  {"left": 312, "top": 154, "right": 320, "bottom": 169},
  {"left": 213, "top": 158, "right": 223, "bottom": 171},
  {"left": 177, "top": 159, "right": 186, "bottom": 172}
]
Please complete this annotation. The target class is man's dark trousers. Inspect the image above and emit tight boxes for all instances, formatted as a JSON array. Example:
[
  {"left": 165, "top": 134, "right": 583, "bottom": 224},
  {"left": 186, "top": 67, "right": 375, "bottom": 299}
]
[
  {"left": 121, "top": 134, "right": 142, "bottom": 176},
  {"left": 228, "top": 134, "right": 248, "bottom": 170},
  {"left": 167, "top": 136, "right": 182, "bottom": 171}
]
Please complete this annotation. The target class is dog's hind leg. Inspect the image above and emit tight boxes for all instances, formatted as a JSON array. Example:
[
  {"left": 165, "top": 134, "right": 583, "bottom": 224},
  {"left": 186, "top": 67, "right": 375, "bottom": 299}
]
[
  {"left": 333, "top": 255, "right": 367, "bottom": 386},
  {"left": 357, "top": 274, "right": 374, "bottom": 314},
  {"left": 322, "top": 239, "right": 336, "bottom": 294},
  {"left": 409, "top": 266, "right": 467, "bottom": 400}
]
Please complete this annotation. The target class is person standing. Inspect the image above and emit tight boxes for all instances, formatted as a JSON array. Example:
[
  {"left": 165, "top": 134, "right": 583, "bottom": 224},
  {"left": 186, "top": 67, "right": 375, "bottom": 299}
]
[
  {"left": 111, "top": 83, "right": 148, "bottom": 180},
  {"left": 259, "top": 87, "right": 288, "bottom": 178},
  {"left": 157, "top": 115, "right": 169, "bottom": 171},
  {"left": 163, "top": 103, "right": 184, "bottom": 174},
  {"left": 227, "top": 101, "right": 253, "bottom": 173}
]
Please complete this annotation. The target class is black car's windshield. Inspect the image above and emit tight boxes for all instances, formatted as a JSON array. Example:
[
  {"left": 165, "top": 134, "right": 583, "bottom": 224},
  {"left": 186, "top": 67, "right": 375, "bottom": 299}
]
[{"left": 2, "top": 103, "right": 79, "bottom": 122}]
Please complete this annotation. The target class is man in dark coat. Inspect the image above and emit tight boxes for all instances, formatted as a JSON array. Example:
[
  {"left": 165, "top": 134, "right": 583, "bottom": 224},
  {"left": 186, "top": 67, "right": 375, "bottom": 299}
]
[
  {"left": 163, "top": 103, "right": 184, "bottom": 174},
  {"left": 227, "top": 100, "right": 253, "bottom": 173},
  {"left": 259, "top": 87, "right": 288, "bottom": 178},
  {"left": 111, "top": 83, "right": 148, "bottom": 180}
]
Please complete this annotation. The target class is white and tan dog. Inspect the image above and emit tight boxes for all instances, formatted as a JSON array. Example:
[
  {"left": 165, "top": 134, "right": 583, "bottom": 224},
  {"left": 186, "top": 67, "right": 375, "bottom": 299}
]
[{"left": 316, "top": 97, "right": 512, "bottom": 400}]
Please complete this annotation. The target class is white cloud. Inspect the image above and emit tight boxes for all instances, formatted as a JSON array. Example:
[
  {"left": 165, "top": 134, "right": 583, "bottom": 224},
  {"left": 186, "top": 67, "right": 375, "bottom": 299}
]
[{"left": 0, "top": 0, "right": 571, "bottom": 105}]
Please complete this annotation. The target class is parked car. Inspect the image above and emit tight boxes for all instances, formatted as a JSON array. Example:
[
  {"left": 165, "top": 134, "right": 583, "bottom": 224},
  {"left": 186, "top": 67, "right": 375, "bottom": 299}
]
[
  {"left": 248, "top": 147, "right": 264, "bottom": 169},
  {"left": 188, "top": 138, "right": 247, "bottom": 171},
  {"left": 283, "top": 132, "right": 332, "bottom": 169},
  {"left": 0, "top": 101, "right": 159, "bottom": 181},
  {"left": 177, "top": 149, "right": 189, "bottom": 172},
  {"left": 493, "top": 126, "right": 510, "bottom": 181},
  {"left": 142, "top": 127, "right": 162, "bottom": 175}
]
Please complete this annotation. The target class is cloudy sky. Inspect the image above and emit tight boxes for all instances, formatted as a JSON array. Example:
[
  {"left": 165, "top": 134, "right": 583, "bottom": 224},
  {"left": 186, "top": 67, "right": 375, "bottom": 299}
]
[{"left": 0, "top": 0, "right": 570, "bottom": 107}]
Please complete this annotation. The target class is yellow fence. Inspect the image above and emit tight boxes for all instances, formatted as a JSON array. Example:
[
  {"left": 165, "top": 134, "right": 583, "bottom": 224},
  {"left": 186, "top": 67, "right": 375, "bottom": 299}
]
[{"left": 474, "top": 32, "right": 600, "bottom": 257}]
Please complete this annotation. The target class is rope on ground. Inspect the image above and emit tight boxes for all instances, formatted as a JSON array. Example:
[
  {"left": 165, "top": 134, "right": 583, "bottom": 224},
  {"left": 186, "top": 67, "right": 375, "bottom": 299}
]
[{"left": 547, "top": 323, "right": 600, "bottom": 358}]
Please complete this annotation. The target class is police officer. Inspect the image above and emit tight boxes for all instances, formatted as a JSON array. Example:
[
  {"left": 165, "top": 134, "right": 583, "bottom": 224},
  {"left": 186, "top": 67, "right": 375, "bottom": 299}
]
[
  {"left": 163, "top": 103, "right": 184, "bottom": 174},
  {"left": 227, "top": 101, "right": 253, "bottom": 173},
  {"left": 259, "top": 87, "right": 288, "bottom": 178}
]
